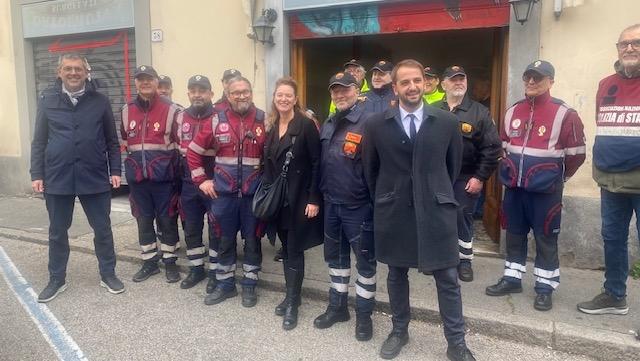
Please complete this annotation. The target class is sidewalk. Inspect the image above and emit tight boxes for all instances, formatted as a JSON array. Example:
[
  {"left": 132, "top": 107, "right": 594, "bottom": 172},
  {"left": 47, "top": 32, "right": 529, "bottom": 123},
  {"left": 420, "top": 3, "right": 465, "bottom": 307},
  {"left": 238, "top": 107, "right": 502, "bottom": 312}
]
[{"left": 1, "top": 195, "right": 639, "bottom": 361}]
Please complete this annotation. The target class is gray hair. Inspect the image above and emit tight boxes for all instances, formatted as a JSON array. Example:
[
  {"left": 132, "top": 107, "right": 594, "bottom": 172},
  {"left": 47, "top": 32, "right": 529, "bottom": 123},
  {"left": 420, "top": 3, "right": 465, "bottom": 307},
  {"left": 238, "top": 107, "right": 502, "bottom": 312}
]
[
  {"left": 226, "top": 76, "right": 252, "bottom": 90},
  {"left": 621, "top": 24, "right": 640, "bottom": 38},
  {"left": 57, "top": 53, "right": 90, "bottom": 71}
]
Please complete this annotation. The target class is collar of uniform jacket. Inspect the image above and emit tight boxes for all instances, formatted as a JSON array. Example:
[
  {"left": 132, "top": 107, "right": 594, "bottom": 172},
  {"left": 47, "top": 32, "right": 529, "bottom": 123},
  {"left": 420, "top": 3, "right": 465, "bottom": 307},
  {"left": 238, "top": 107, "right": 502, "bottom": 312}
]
[
  {"left": 441, "top": 93, "right": 472, "bottom": 112},
  {"left": 185, "top": 102, "right": 214, "bottom": 119}
]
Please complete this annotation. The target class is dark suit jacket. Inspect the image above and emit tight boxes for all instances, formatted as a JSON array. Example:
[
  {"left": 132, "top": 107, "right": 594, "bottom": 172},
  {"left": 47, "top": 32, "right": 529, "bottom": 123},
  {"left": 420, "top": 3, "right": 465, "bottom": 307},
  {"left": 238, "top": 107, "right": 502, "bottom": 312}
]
[
  {"left": 262, "top": 113, "right": 323, "bottom": 252},
  {"left": 30, "top": 79, "right": 120, "bottom": 195},
  {"left": 363, "top": 103, "right": 462, "bottom": 272}
]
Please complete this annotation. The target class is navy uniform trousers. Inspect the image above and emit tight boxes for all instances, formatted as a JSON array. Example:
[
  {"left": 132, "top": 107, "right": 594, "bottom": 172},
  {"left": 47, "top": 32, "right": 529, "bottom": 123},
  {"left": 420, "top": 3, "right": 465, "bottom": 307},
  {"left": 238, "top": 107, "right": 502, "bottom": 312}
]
[
  {"left": 180, "top": 178, "right": 219, "bottom": 275},
  {"left": 209, "top": 195, "right": 262, "bottom": 290},
  {"left": 453, "top": 179, "right": 480, "bottom": 263},
  {"left": 502, "top": 187, "right": 563, "bottom": 294},
  {"left": 45, "top": 192, "right": 116, "bottom": 280},
  {"left": 323, "top": 202, "right": 376, "bottom": 316},
  {"left": 129, "top": 180, "right": 179, "bottom": 264}
]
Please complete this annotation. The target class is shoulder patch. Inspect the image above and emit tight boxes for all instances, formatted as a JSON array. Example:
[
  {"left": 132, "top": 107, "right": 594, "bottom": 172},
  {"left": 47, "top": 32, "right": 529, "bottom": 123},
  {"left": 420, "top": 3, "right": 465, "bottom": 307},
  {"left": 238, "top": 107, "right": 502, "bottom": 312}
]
[{"left": 255, "top": 109, "right": 265, "bottom": 122}]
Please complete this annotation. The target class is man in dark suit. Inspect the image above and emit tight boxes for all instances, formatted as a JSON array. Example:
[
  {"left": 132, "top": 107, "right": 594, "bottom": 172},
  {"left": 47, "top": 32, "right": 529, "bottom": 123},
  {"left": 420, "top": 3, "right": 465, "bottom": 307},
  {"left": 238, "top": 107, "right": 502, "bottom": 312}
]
[
  {"left": 30, "top": 53, "right": 124, "bottom": 302},
  {"left": 363, "top": 59, "right": 475, "bottom": 361}
]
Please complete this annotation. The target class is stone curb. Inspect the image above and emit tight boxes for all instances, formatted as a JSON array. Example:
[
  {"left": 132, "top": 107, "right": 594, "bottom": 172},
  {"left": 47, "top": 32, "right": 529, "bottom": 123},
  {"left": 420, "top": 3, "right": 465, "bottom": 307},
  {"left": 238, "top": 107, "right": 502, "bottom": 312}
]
[{"left": 1, "top": 227, "right": 638, "bottom": 361}]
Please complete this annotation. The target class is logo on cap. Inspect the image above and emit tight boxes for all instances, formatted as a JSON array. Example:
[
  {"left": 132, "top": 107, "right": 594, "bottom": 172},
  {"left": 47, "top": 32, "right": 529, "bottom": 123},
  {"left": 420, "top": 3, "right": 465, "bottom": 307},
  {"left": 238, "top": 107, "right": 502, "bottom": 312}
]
[
  {"left": 379, "top": 61, "right": 386, "bottom": 65},
  {"left": 534, "top": 61, "right": 542, "bottom": 67},
  {"left": 336, "top": 73, "right": 344, "bottom": 79},
  {"left": 195, "top": 75, "right": 202, "bottom": 81},
  {"left": 230, "top": 69, "right": 237, "bottom": 74},
  {"left": 140, "top": 66, "right": 146, "bottom": 71},
  {"left": 452, "top": 66, "right": 460, "bottom": 71}
]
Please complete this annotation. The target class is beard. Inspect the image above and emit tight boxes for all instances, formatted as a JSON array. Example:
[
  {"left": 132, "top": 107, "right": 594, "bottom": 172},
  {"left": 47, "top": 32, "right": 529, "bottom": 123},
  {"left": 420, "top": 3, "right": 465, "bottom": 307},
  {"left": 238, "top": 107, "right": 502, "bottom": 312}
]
[{"left": 232, "top": 101, "right": 251, "bottom": 114}]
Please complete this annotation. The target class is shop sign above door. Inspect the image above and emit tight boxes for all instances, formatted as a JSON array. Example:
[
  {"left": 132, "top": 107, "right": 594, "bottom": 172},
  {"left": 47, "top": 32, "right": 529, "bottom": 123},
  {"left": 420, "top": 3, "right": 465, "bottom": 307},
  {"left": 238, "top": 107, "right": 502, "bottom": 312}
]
[{"left": 22, "top": 0, "right": 135, "bottom": 38}]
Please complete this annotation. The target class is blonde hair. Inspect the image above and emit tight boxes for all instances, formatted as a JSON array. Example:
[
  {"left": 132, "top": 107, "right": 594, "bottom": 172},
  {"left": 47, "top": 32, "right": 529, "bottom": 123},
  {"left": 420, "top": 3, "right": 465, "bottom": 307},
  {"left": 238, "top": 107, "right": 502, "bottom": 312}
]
[{"left": 266, "top": 77, "right": 306, "bottom": 131}]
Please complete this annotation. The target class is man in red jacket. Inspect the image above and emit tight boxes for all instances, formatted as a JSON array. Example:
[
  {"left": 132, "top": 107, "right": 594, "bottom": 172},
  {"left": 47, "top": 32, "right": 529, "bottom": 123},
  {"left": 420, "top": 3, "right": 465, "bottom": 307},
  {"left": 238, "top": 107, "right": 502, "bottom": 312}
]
[
  {"left": 121, "top": 65, "right": 181, "bottom": 284},
  {"left": 187, "top": 76, "right": 267, "bottom": 307},
  {"left": 486, "top": 60, "right": 586, "bottom": 311}
]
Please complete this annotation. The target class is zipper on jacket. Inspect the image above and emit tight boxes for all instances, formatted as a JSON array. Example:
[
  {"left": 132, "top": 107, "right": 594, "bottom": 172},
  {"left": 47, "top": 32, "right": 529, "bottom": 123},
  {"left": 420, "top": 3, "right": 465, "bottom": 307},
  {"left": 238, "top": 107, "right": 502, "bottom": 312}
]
[
  {"left": 141, "top": 111, "right": 148, "bottom": 179},
  {"left": 517, "top": 99, "right": 535, "bottom": 187},
  {"left": 237, "top": 116, "right": 245, "bottom": 198}
]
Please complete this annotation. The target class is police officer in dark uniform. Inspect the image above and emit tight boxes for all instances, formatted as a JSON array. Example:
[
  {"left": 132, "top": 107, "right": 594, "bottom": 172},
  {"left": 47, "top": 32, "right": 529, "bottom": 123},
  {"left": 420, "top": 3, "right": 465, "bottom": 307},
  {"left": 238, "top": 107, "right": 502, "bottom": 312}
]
[
  {"left": 314, "top": 72, "right": 376, "bottom": 342},
  {"left": 176, "top": 75, "right": 220, "bottom": 292},
  {"left": 437, "top": 66, "right": 501, "bottom": 282},
  {"left": 363, "top": 60, "right": 396, "bottom": 114}
]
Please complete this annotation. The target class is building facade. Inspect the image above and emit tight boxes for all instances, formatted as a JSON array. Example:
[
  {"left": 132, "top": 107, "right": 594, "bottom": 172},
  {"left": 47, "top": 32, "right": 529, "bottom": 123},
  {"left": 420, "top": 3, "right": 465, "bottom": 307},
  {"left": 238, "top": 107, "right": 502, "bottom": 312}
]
[{"left": 1, "top": 0, "right": 638, "bottom": 268}]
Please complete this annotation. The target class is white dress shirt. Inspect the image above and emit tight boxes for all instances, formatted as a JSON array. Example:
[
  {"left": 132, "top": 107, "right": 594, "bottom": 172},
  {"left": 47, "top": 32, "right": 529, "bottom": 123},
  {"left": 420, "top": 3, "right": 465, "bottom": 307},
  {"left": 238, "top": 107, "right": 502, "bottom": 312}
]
[{"left": 399, "top": 103, "right": 424, "bottom": 138}]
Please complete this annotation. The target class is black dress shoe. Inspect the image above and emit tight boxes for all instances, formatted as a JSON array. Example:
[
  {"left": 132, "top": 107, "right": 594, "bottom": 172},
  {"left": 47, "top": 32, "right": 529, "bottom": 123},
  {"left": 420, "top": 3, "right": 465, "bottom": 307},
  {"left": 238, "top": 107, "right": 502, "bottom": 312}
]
[
  {"left": 205, "top": 275, "right": 217, "bottom": 294},
  {"left": 458, "top": 263, "right": 474, "bottom": 282},
  {"left": 241, "top": 286, "right": 258, "bottom": 308},
  {"left": 355, "top": 316, "right": 373, "bottom": 341},
  {"left": 534, "top": 293, "right": 553, "bottom": 311},
  {"left": 132, "top": 261, "right": 160, "bottom": 283},
  {"left": 180, "top": 268, "right": 206, "bottom": 289},
  {"left": 447, "top": 344, "right": 476, "bottom": 361},
  {"left": 204, "top": 286, "right": 237, "bottom": 305},
  {"left": 313, "top": 307, "right": 350, "bottom": 329},
  {"left": 379, "top": 332, "right": 409, "bottom": 359},
  {"left": 165, "top": 263, "right": 181, "bottom": 283},
  {"left": 485, "top": 278, "right": 523, "bottom": 296},
  {"left": 38, "top": 279, "right": 67, "bottom": 303}
]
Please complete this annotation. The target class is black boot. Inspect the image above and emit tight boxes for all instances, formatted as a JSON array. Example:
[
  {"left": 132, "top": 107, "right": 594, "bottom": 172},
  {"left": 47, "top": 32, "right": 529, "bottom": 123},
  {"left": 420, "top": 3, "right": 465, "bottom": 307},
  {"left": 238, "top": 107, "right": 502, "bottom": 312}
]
[
  {"left": 180, "top": 266, "right": 206, "bottom": 289},
  {"left": 283, "top": 264, "right": 303, "bottom": 331},
  {"left": 205, "top": 274, "right": 217, "bottom": 294},
  {"left": 276, "top": 259, "right": 299, "bottom": 316},
  {"left": 355, "top": 314, "right": 373, "bottom": 341}
]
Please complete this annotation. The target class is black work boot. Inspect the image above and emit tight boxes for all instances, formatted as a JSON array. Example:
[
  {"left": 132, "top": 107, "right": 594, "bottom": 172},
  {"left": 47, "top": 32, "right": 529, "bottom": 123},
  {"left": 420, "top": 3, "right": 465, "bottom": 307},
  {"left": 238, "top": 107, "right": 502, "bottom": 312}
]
[
  {"left": 534, "top": 293, "right": 553, "bottom": 311},
  {"left": 132, "top": 261, "right": 160, "bottom": 282},
  {"left": 165, "top": 262, "right": 181, "bottom": 283},
  {"left": 204, "top": 285, "right": 238, "bottom": 305},
  {"left": 205, "top": 274, "right": 217, "bottom": 294},
  {"left": 180, "top": 266, "right": 206, "bottom": 289},
  {"left": 283, "top": 265, "right": 304, "bottom": 330},
  {"left": 485, "top": 278, "right": 523, "bottom": 296},
  {"left": 241, "top": 286, "right": 258, "bottom": 308},
  {"left": 313, "top": 306, "right": 350, "bottom": 329},
  {"left": 355, "top": 314, "right": 373, "bottom": 341},
  {"left": 458, "top": 262, "right": 474, "bottom": 282}
]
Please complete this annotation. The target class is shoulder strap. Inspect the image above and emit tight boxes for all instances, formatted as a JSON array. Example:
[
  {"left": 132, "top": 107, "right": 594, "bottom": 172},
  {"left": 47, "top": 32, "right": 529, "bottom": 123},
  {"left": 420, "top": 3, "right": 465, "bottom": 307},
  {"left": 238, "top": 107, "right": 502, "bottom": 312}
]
[{"left": 281, "top": 136, "right": 296, "bottom": 176}]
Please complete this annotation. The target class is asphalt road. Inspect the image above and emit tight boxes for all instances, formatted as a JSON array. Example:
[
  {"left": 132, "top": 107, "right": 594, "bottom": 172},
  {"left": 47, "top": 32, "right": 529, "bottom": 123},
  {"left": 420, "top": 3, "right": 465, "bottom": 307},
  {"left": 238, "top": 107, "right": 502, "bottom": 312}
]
[{"left": 0, "top": 236, "right": 594, "bottom": 361}]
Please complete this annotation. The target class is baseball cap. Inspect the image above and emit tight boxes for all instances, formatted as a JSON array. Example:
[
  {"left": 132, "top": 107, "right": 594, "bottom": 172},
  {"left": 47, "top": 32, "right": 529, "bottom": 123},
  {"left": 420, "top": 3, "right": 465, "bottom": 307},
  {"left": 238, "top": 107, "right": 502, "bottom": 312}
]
[
  {"left": 222, "top": 69, "right": 242, "bottom": 81},
  {"left": 343, "top": 59, "right": 365, "bottom": 69},
  {"left": 371, "top": 60, "right": 393, "bottom": 73},
  {"left": 442, "top": 65, "right": 467, "bottom": 79},
  {"left": 424, "top": 66, "right": 439, "bottom": 78},
  {"left": 158, "top": 75, "right": 172, "bottom": 85},
  {"left": 523, "top": 60, "right": 555, "bottom": 79},
  {"left": 187, "top": 74, "right": 212, "bottom": 90},
  {"left": 134, "top": 65, "right": 158, "bottom": 79},
  {"left": 328, "top": 72, "right": 358, "bottom": 90}
]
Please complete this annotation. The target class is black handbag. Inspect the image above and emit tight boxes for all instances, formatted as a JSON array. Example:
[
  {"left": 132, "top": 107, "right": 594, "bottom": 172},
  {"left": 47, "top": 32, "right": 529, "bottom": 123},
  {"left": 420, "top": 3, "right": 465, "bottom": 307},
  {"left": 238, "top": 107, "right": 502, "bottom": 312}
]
[{"left": 252, "top": 136, "right": 296, "bottom": 221}]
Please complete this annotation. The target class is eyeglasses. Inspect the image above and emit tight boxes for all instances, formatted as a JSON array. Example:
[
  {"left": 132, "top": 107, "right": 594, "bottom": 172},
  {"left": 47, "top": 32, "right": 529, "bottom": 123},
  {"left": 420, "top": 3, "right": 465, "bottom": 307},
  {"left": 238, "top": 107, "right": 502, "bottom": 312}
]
[
  {"left": 616, "top": 40, "right": 640, "bottom": 51},
  {"left": 522, "top": 74, "right": 546, "bottom": 83},
  {"left": 230, "top": 89, "right": 251, "bottom": 98}
]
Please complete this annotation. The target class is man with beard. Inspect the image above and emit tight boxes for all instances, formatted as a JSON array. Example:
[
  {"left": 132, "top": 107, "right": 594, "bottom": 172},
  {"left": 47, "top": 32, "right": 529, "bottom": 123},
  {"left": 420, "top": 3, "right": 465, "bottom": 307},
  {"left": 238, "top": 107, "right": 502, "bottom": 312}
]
[
  {"left": 214, "top": 69, "right": 242, "bottom": 110},
  {"left": 578, "top": 24, "right": 640, "bottom": 317},
  {"left": 329, "top": 59, "right": 370, "bottom": 116},
  {"left": 176, "top": 75, "right": 219, "bottom": 292},
  {"left": 363, "top": 59, "right": 475, "bottom": 361},
  {"left": 438, "top": 66, "right": 501, "bottom": 282},
  {"left": 187, "top": 76, "right": 267, "bottom": 307},
  {"left": 363, "top": 60, "right": 396, "bottom": 114}
]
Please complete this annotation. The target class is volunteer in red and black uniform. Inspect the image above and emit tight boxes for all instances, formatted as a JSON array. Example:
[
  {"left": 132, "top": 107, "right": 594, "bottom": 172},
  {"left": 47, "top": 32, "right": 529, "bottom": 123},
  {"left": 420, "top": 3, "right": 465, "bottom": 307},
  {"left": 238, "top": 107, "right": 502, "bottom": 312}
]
[
  {"left": 121, "top": 65, "right": 181, "bottom": 284},
  {"left": 314, "top": 72, "right": 376, "bottom": 342},
  {"left": 363, "top": 60, "right": 396, "bottom": 114},
  {"left": 486, "top": 60, "right": 586, "bottom": 311},
  {"left": 175, "top": 75, "right": 219, "bottom": 292},
  {"left": 437, "top": 66, "right": 501, "bottom": 282},
  {"left": 187, "top": 76, "right": 267, "bottom": 307},
  {"left": 578, "top": 24, "right": 640, "bottom": 316},
  {"left": 158, "top": 75, "right": 174, "bottom": 99}
]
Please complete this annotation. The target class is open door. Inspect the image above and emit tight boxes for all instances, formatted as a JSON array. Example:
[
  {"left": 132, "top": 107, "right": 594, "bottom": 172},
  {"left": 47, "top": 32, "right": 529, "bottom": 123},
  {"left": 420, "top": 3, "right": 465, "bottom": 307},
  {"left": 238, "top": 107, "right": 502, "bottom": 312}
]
[
  {"left": 290, "top": 41, "right": 307, "bottom": 108},
  {"left": 482, "top": 27, "right": 509, "bottom": 243}
]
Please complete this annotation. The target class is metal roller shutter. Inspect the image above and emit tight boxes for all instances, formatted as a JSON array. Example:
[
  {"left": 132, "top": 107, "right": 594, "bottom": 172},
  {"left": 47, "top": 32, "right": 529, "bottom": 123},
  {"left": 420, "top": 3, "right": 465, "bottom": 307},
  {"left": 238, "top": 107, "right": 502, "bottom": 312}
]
[{"left": 32, "top": 29, "right": 136, "bottom": 184}]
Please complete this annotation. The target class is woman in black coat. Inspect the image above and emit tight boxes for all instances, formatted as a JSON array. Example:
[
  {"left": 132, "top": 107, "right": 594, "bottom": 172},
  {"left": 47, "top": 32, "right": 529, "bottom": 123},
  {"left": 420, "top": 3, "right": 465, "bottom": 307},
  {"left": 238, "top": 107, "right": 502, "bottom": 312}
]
[{"left": 262, "top": 77, "right": 323, "bottom": 330}]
